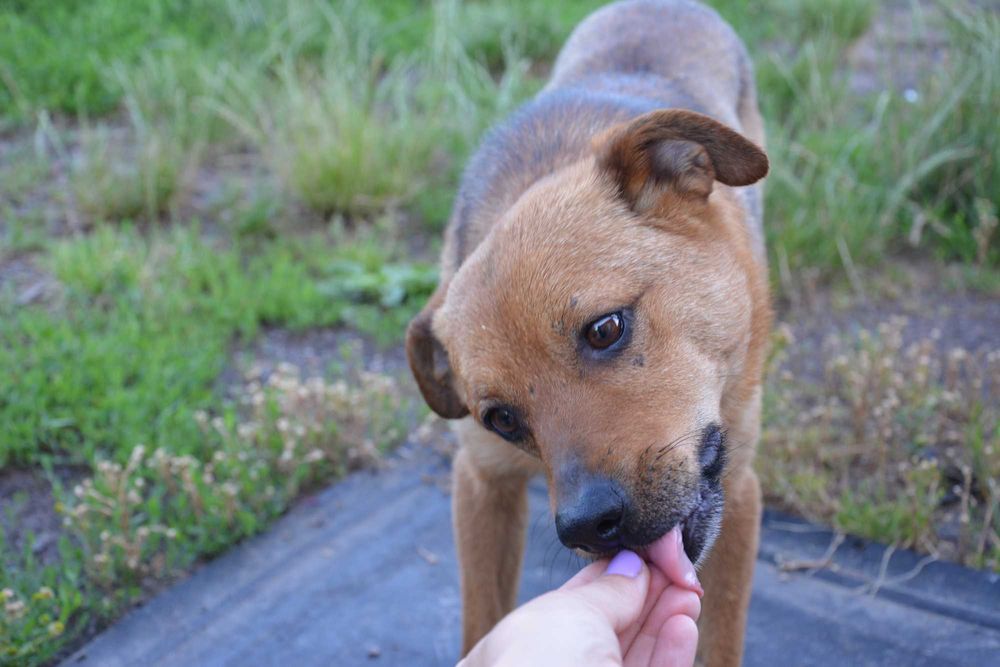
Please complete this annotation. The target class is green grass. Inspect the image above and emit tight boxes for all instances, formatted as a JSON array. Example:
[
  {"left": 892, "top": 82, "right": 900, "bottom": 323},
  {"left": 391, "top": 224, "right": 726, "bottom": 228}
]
[
  {"left": 5, "top": 0, "right": 994, "bottom": 266},
  {"left": 0, "top": 0, "right": 264, "bottom": 119},
  {"left": 203, "top": 0, "right": 539, "bottom": 220},
  {"left": 0, "top": 532, "right": 84, "bottom": 666},
  {"left": 743, "top": 2, "right": 1000, "bottom": 285},
  {"left": 0, "top": 223, "right": 434, "bottom": 467},
  {"left": 72, "top": 127, "right": 186, "bottom": 223},
  {"left": 0, "top": 223, "right": 432, "bottom": 661}
]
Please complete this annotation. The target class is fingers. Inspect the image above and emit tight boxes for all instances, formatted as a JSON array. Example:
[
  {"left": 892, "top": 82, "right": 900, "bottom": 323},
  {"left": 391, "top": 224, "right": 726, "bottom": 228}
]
[
  {"left": 618, "top": 565, "right": 668, "bottom": 651},
  {"left": 651, "top": 615, "right": 699, "bottom": 667},
  {"left": 560, "top": 557, "right": 610, "bottom": 590},
  {"left": 564, "top": 550, "right": 651, "bottom": 633},
  {"left": 645, "top": 582, "right": 702, "bottom": 627},
  {"left": 622, "top": 583, "right": 701, "bottom": 665}
]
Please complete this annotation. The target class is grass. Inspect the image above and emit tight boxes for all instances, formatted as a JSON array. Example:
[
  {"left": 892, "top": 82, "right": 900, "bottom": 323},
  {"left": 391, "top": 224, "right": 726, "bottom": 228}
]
[
  {"left": 762, "top": 320, "right": 1000, "bottom": 570},
  {"left": 72, "top": 127, "right": 186, "bottom": 223},
  {"left": 0, "top": 223, "right": 431, "bottom": 662},
  {"left": 5, "top": 0, "right": 995, "bottom": 264},
  {"left": 0, "top": 222, "right": 435, "bottom": 467},
  {"left": 1, "top": 0, "right": 999, "bottom": 663},
  {"left": 2, "top": 362, "right": 416, "bottom": 664},
  {"left": 204, "top": 0, "right": 538, "bottom": 221},
  {"left": 747, "top": 2, "right": 1000, "bottom": 286}
]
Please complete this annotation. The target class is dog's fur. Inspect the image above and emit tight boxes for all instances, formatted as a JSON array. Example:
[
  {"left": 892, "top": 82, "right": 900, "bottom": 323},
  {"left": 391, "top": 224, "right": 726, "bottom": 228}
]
[{"left": 406, "top": 1, "right": 771, "bottom": 664}]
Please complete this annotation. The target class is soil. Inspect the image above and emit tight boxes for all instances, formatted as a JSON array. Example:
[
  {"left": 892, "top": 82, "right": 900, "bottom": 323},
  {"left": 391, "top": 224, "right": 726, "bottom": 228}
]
[
  {"left": 0, "top": 254, "right": 60, "bottom": 306},
  {"left": 847, "top": 0, "right": 953, "bottom": 97},
  {"left": 777, "top": 261, "right": 1000, "bottom": 383},
  {"left": 0, "top": 466, "right": 86, "bottom": 565},
  {"left": 218, "top": 325, "right": 415, "bottom": 402}
]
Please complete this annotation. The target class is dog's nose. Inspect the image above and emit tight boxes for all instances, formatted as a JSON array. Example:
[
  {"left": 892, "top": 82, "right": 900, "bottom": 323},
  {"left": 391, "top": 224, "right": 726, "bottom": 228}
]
[{"left": 555, "top": 478, "right": 627, "bottom": 552}]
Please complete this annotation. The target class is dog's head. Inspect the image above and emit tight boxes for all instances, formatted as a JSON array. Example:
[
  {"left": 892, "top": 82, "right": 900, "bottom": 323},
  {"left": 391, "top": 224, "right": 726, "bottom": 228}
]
[{"left": 407, "top": 110, "right": 769, "bottom": 564}]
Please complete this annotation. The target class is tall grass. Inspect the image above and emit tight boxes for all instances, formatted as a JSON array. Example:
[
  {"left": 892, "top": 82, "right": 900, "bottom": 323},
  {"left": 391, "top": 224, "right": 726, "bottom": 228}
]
[
  {"left": 758, "top": 2, "right": 1000, "bottom": 289},
  {"left": 206, "top": 0, "right": 531, "bottom": 220},
  {"left": 72, "top": 126, "right": 186, "bottom": 223},
  {"left": 4, "top": 0, "right": 997, "bottom": 272},
  {"left": 208, "top": 28, "right": 438, "bottom": 215},
  {"left": 893, "top": 7, "right": 999, "bottom": 265}
]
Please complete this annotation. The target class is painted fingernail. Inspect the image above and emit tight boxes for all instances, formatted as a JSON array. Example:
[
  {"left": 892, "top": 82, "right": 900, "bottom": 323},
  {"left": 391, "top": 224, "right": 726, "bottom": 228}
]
[{"left": 605, "top": 549, "right": 643, "bottom": 578}]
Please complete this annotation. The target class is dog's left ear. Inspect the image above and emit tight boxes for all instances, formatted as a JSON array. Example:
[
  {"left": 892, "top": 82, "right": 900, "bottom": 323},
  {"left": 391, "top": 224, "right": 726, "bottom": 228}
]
[
  {"left": 594, "top": 109, "right": 768, "bottom": 213},
  {"left": 405, "top": 284, "right": 469, "bottom": 420}
]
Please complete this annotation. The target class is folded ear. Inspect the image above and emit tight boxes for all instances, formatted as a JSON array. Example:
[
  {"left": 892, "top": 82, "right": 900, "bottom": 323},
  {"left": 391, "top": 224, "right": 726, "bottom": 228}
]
[
  {"left": 595, "top": 109, "right": 768, "bottom": 214},
  {"left": 405, "top": 286, "right": 468, "bottom": 419}
]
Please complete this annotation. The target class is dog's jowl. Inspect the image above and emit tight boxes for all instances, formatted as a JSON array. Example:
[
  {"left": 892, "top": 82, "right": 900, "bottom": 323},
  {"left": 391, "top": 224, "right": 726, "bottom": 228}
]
[{"left": 407, "top": 2, "right": 771, "bottom": 664}]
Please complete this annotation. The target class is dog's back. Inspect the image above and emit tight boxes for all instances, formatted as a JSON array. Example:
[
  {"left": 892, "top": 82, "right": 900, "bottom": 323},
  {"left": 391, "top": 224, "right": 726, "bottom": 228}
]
[{"left": 443, "top": 0, "right": 765, "bottom": 275}]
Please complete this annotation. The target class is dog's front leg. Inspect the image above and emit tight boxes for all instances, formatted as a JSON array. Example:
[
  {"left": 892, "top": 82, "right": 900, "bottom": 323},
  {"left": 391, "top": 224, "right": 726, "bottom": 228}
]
[
  {"left": 697, "top": 467, "right": 762, "bottom": 667},
  {"left": 452, "top": 443, "right": 532, "bottom": 656}
]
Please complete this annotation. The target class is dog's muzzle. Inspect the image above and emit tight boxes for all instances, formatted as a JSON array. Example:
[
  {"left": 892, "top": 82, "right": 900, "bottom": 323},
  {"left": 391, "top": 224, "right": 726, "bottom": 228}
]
[{"left": 554, "top": 423, "right": 726, "bottom": 564}]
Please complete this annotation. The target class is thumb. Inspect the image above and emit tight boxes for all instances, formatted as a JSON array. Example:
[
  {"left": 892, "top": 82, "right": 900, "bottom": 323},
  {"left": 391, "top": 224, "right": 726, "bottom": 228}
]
[{"left": 568, "top": 550, "right": 649, "bottom": 633}]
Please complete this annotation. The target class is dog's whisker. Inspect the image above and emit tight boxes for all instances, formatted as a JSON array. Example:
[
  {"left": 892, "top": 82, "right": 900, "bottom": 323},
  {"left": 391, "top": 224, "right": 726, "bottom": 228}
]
[
  {"left": 529, "top": 506, "right": 550, "bottom": 542},
  {"left": 544, "top": 535, "right": 566, "bottom": 585},
  {"left": 656, "top": 434, "right": 696, "bottom": 456},
  {"left": 655, "top": 430, "right": 702, "bottom": 459}
]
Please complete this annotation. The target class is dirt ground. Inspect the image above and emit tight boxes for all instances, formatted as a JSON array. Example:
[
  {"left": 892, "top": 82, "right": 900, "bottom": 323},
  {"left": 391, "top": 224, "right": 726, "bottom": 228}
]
[
  {"left": 0, "top": 466, "right": 85, "bottom": 564},
  {"left": 847, "top": 0, "right": 952, "bottom": 97},
  {"left": 777, "top": 261, "right": 1000, "bottom": 383}
]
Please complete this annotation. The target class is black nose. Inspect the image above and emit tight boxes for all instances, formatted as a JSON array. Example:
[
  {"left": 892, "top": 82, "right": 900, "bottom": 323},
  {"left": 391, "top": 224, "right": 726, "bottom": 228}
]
[{"left": 555, "top": 478, "right": 627, "bottom": 552}]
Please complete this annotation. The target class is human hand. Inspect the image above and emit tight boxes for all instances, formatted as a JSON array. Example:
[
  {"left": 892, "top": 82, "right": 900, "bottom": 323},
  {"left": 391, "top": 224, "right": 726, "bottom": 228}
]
[{"left": 459, "top": 526, "right": 701, "bottom": 667}]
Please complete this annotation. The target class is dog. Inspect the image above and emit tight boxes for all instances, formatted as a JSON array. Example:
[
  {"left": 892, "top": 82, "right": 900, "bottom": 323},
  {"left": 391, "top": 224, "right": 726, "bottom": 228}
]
[{"left": 406, "top": 1, "right": 770, "bottom": 664}]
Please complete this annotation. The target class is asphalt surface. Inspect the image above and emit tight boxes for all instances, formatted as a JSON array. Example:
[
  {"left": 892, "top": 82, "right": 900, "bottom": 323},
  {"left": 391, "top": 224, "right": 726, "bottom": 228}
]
[{"left": 63, "top": 443, "right": 1000, "bottom": 667}]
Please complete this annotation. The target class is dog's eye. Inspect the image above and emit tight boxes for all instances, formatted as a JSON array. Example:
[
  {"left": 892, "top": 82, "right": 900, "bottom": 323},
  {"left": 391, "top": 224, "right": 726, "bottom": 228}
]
[
  {"left": 585, "top": 312, "right": 624, "bottom": 350},
  {"left": 484, "top": 407, "right": 520, "bottom": 438}
]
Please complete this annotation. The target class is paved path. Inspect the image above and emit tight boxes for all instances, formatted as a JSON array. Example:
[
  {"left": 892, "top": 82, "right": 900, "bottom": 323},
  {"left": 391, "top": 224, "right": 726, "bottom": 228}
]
[{"left": 63, "top": 444, "right": 1000, "bottom": 667}]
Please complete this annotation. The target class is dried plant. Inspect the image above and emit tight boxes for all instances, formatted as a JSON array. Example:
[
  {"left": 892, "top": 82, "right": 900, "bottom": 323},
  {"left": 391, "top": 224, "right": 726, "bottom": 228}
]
[{"left": 762, "top": 319, "right": 1000, "bottom": 569}]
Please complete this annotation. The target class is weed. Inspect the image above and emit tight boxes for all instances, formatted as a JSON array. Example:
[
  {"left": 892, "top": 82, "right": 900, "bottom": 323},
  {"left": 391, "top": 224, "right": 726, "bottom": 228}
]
[
  {"left": 206, "top": 0, "right": 530, "bottom": 221},
  {"left": 762, "top": 320, "right": 1000, "bottom": 569},
  {"left": 72, "top": 127, "right": 185, "bottom": 223},
  {"left": 0, "top": 363, "right": 412, "bottom": 662},
  {"left": 0, "top": 533, "right": 84, "bottom": 666},
  {"left": 758, "top": 1, "right": 1000, "bottom": 285},
  {"left": 0, "top": 225, "right": 434, "bottom": 467},
  {"left": 61, "top": 364, "right": 411, "bottom": 587}
]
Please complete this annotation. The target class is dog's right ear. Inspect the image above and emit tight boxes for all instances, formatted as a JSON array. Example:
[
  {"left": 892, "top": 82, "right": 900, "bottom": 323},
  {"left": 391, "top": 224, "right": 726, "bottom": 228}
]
[
  {"left": 594, "top": 109, "right": 768, "bottom": 215},
  {"left": 406, "top": 287, "right": 469, "bottom": 419}
]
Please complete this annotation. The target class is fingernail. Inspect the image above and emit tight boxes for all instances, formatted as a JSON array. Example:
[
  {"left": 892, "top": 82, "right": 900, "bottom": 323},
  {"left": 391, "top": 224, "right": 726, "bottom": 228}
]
[
  {"left": 605, "top": 549, "right": 643, "bottom": 578},
  {"left": 675, "top": 530, "right": 704, "bottom": 596}
]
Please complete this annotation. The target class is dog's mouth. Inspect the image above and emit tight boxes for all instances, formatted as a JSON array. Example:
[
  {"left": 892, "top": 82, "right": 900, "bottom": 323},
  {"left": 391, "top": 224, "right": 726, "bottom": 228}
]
[
  {"left": 581, "top": 481, "right": 723, "bottom": 567},
  {"left": 563, "top": 424, "right": 727, "bottom": 566},
  {"left": 675, "top": 481, "right": 724, "bottom": 565},
  {"left": 633, "top": 452, "right": 726, "bottom": 567},
  {"left": 675, "top": 423, "right": 726, "bottom": 565}
]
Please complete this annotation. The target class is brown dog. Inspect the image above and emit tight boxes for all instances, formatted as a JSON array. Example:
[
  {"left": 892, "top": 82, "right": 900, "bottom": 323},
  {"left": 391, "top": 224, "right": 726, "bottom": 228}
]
[{"left": 406, "top": 1, "right": 770, "bottom": 664}]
